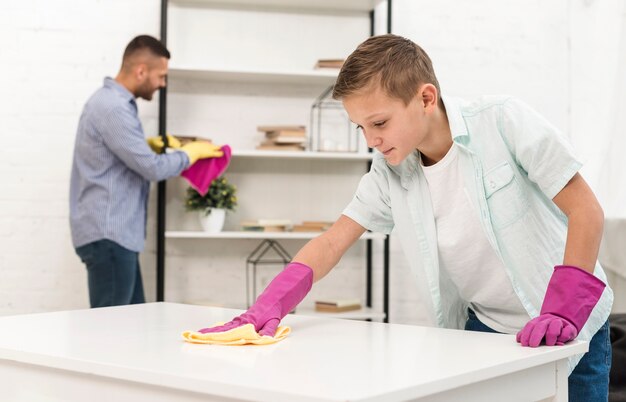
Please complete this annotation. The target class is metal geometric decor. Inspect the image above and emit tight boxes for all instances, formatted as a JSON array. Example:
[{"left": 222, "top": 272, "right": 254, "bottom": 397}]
[{"left": 245, "top": 239, "right": 292, "bottom": 307}]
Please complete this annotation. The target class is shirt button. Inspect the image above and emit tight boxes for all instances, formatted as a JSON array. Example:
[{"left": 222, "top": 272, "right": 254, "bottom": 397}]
[{"left": 490, "top": 181, "right": 496, "bottom": 188}]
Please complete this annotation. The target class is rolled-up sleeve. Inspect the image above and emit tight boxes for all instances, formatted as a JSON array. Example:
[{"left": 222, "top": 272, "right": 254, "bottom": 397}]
[
  {"left": 342, "top": 156, "right": 394, "bottom": 234},
  {"left": 498, "top": 98, "right": 582, "bottom": 199},
  {"left": 102, "top": 105, "right": 188, "bottom": 181}
]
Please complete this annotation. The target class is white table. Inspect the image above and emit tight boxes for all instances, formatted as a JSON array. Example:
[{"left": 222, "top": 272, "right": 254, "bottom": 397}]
[{"left": 0, "top": 302, "right": 586, "bottom": 402}]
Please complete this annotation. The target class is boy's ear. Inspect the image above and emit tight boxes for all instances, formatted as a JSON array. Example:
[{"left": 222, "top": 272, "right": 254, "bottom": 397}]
[{"left": 420, "top": 84, "right": 438, "bottom": 111}]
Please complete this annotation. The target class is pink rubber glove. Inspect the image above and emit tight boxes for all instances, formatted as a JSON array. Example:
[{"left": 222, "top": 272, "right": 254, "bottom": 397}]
[
  {"left": 517, "top": 265, "right": 606, "bottom": 347},
  {"left": 198, "top": 262, "right": 313, "bottom": 337},
  {"left": 181, "top": 145, "right": 232, "bottom": 196}
]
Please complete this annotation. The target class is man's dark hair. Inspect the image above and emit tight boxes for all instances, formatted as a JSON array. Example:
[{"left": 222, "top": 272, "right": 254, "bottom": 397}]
[{"left": 122, "top": 35, "right": 170, "bottom": 67}]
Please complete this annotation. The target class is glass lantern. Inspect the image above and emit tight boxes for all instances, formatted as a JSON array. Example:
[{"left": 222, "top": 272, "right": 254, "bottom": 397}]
[{"left": 310, "top": 85, "right": 359, "bottom": 152}]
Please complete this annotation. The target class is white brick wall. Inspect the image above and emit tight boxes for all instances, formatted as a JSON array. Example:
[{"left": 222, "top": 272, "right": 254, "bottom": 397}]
[
  {"left": 0, "top": 0, "right": 161, "bottom": 314},
  {"left": 0, "top": 0, "right": 622, "bottom": 323}
]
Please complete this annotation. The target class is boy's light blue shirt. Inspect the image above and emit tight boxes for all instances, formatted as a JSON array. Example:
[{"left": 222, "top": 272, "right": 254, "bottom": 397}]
[{"left": 343, "top": 95, "right": 613, "bottom": 373}]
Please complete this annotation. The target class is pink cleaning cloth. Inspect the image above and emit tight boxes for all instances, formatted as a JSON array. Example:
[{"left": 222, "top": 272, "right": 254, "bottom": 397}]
[{"left": 181, "top": 145, "right": 232, "bottom": 196}]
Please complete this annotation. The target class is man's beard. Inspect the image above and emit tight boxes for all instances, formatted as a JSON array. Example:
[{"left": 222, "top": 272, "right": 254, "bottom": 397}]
[{"left": 137, "top": 82, "right": 155, "bottom": 101}]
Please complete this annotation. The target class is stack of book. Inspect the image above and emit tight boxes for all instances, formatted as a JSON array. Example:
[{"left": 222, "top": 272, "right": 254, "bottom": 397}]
[
  {"left": 240, "top": 219, "right": 293, "bottom": 232},
  {"left": 313, "top": 59, "right": 344, "bottom": 69},
  {"left": 315, "top": 298, "right": 361, "bottom": 313},
  {"left": 256, "top": 125, "right": 307, "bottom": 151},
  {"left": 170, "top": 134, "right": 199, "bottom": 146},
  {"left": 292, "top": 221, "right": 334, "bottom": 232}
]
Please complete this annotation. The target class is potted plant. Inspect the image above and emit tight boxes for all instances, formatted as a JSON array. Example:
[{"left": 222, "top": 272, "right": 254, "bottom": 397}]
[{"left": 184, "top": 176, "right": 237, "bottom": 232}]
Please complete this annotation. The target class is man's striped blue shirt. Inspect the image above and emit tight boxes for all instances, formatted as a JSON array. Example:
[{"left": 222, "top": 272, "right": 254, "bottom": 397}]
[{"left": 70, "top": 77, "right": 189, "bottom": 252}]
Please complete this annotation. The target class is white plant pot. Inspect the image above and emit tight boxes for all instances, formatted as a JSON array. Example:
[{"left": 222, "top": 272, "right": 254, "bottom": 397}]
[{"left": 198, "top": 209, "right": 226, "bottom": 233}]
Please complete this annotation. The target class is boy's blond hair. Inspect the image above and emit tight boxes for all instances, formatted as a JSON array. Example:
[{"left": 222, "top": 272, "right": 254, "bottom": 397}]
[{"left": 332, "top": 34, "right": 441, "bottom": 106}]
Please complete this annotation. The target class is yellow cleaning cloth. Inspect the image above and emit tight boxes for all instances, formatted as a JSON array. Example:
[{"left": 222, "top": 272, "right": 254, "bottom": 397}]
[{"left": 182, "top": 323, "right": 291, "bottom": 345}]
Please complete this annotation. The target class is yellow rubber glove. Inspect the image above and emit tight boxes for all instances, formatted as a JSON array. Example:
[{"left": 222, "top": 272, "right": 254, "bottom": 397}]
[
  {"left": 146, "top": 134, "right": 182, "bottom": 153},
  {"left": 180, "top": 141, "right": 224, "bottom": 165}
]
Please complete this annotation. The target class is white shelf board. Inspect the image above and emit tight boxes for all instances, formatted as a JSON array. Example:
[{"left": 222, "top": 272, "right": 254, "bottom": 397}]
[
  {"left": 169, "top": 0, "right": 384, "bottom": 13},
  {"left": 232, "top": 150, "right": 374, "bottom": 161},
  {"left": 165, "top": 231, "right": 386, "bottom": 240},
  {"left": 168, "top": 67, "right": 338, "bottom": 86},
  {"left": 296, "top": 307, "right": 386, "bottom": 321}
]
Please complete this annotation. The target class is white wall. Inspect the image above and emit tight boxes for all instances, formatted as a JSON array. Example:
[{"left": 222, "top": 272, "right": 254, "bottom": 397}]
[
  {"left": 569, "top": 0, "right": 626, "bottom": 218},
  {"left": 390, "top": 0, "right": 570, "bottom": 325},
  {"left": 0, "top": 0, "right": 161, "bottom": 314},
  {"left": 393, "top": 0, "right": 626, "bottom": 213},
  {"left": 0, "top": 0, "right": 623, "bottom": 323},
  {"left": 392, "top": 0, "right": 626, "bottom": 318},
  {"left": 394, "top": 0, "right": 570, "bottom": 133}
]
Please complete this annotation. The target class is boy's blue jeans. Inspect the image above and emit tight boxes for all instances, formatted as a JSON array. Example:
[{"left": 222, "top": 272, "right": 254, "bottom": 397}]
[
  {"left": 465, "top": 308, "right": 611, "bottom": 402},
  {"left": 75, "top": 239, "right": 145, "bottom": 308}
]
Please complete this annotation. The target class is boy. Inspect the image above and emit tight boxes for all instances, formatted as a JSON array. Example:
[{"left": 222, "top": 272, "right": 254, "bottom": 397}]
[{"left": 199, "top": 34, "right": 612, "bottom": 401}]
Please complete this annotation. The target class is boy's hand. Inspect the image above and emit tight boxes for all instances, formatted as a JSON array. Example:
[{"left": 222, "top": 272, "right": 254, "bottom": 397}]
[
  {"left": 516, "top": 265, "right": 605, "bottom": 347},
  {"left": 198, "top": 262, "right": 313, "bottom": 337},
  {"left": 516, "top": 314, "right": 577, "bottom": 347}
]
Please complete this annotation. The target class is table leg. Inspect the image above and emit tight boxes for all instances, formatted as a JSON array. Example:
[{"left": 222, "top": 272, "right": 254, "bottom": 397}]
[{"left": 551, "top": 359, "right": 569, "bottom": 401}]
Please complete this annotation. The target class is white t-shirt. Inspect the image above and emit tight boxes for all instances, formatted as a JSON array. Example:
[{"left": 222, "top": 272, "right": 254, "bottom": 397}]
[{"left": 421, "top": 143, "right": 529, "bottom": 333}]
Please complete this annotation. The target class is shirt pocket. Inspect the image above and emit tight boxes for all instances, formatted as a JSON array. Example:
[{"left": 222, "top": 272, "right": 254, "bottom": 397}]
[{"left": 483, "top": 162, "right": 528, "bottom": 229}]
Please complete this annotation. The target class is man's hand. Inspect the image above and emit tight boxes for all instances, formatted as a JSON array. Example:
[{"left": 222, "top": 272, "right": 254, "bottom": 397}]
[
  {"left": 180, "top": 141, "right": 224, "bottom": 165},
  {"left": 146, "top": 134, "right": 182, "bottom": 153}
]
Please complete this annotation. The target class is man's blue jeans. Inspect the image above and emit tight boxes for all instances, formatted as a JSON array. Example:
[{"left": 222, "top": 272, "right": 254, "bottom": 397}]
[
  {"left": 465, "top": 308, "right": 611, "bottom": 402},
  {"left": 75, "top": 239, "right": 145, "bottom": 308}
]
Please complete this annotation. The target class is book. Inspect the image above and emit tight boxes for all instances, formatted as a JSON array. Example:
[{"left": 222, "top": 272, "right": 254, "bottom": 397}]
[
  {"left": 256, "top": 144, "right": 305, "bottom": 151},
  {"left": 258, "top": 126, "right": 306, "bottom": 139},
  {"left": 256, "top": 219, "right": 293, "bottom": 226},
  {"left": 257, "top": 125, "right": 307, "bottom": 150},
  {"left": 170, "top": 134, "right": 198, "bottom": 145},
  {"left": 292, "top": 224, "right": 325, "bottom": 232},
  {"left": 261, "top": 137, "right": 307, "bottom": 145},
  {"left": 259, "top": 225, "right": 286, "bottom": 232},
  {"left": 302, "top": 221, "right": 333, "bottom": 228},
  {"left": 240, "top": 219, "right": 292, "bottom": 232},
  {"left": 265, "top": 130, "right": 307, "bottom": 139},
  {"left": 292, "top": 221, "right": 333, "bottom": 232},
  {"left": 315, "top": 298, "right": 361, "bottom": 313},
  {"left": 241, "top": 224, "right": 287, "bottom": 232},
  {"left": 314, "top": 59, "right": 345, "bottom": 69},
  {"left": 241, "top": 225, "right": 264, "bottom": 232},
  {"left": 257, "top": 125, "right": 306, "bottom": 134}
]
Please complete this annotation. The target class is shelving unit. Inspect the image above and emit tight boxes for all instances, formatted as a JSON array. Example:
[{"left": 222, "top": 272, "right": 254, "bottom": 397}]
[
  {"left": 168, "top": 67, "right": 339, "bottom": 86},
  {"left": 165, "top": 231, "right": 386, "bottom": 240},
  {"left": 296, "top": 307, "right": 387, "bottom": 320},
  {"left": 157, "top": 0, "right": 391, "bottom": 322},
  {"left": 167, "top": 0, "right": 383, "bottom": 12},
  {"left": 231, "top": 149, "right": 375, "bottom": 161}
]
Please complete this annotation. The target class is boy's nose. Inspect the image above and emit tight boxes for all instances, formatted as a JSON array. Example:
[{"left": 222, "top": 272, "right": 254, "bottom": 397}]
[{"left": 366, "top": 136, "right": 382, "bottom": 149}]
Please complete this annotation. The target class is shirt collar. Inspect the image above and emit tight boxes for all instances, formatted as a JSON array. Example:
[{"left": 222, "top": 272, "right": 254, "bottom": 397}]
[
  {"left": 386, "top": 95, "right": 466, "bottom": 185},
  {"left": 385, "top": 150, "right": 420, "bottom": 189},
  {"left": 442, "top": 95, "right": 469, "bottom": 143},
  {"left": 103, "top": 77, "right": 135, "bottom": 103}
]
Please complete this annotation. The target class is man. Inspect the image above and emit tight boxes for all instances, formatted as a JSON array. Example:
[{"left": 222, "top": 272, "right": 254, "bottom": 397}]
[{"left": 70, "top": 35, "right": 220, "bottom": 308}]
